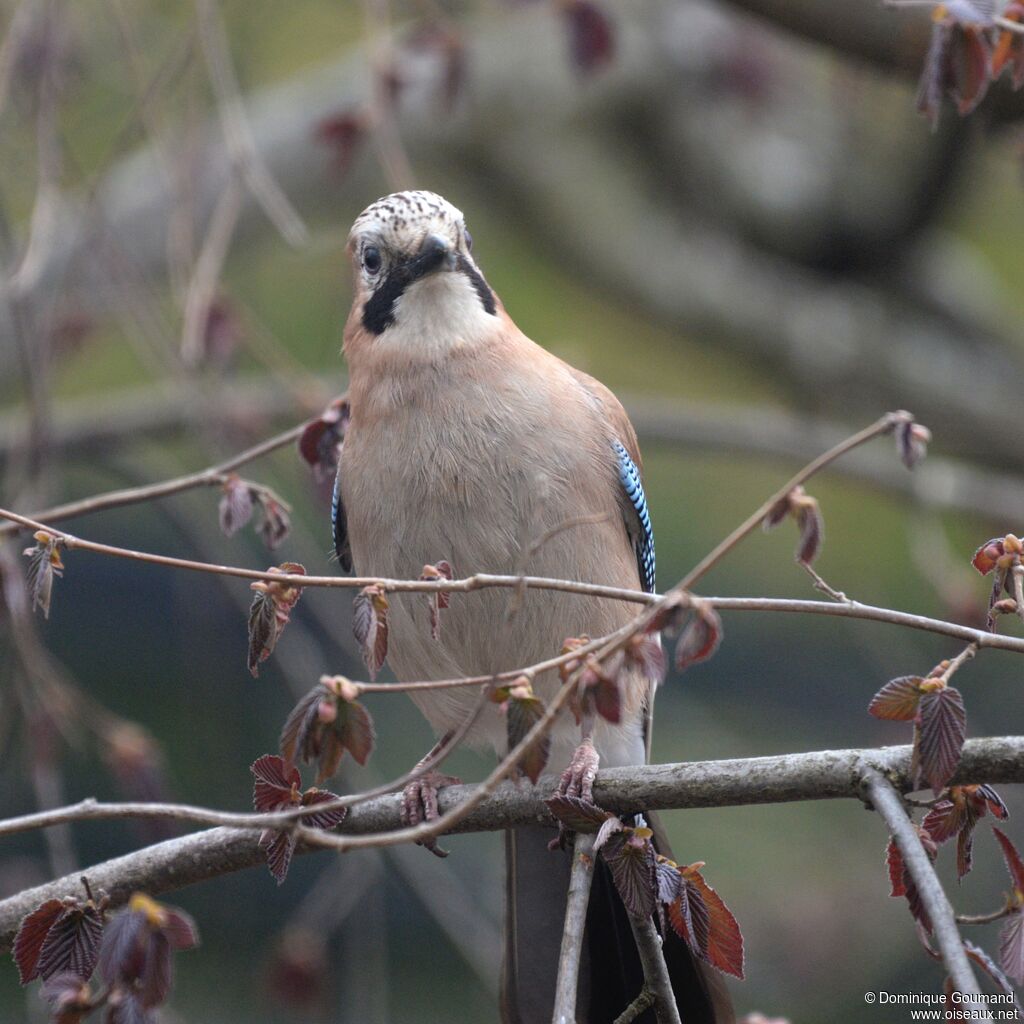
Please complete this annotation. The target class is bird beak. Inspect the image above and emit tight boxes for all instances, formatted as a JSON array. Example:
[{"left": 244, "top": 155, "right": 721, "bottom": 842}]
[{"left": 414, "top": 234, "right": 457, "bottom": 276}]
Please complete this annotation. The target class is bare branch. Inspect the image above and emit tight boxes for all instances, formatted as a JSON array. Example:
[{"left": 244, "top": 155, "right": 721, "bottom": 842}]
[
  {"left": 0, "top": 421, "right": 308, "bottom": 539},
  {"left": 626, "top": 913, "right": 681, "bottom": 1024},
  {"left": 0, "top": 737, "right": 1020, "bottom": 952},
  {"left": 679, "top": 410, "right": 914, "bottom": 590},
  {"left": 552, "top": 831, "right": 598, "bottom": 1024},
  {"left": 613, "top": 987, "right": 656, "bottom": 1024},
  {"left": 859, "top": 767, "right": 988, "bottom": 1006}
]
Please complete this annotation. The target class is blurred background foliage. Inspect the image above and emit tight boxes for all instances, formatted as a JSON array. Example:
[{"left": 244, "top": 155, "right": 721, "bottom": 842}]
[{"left": 2, "top": 0, "right": 1024, "bottom": 1021}]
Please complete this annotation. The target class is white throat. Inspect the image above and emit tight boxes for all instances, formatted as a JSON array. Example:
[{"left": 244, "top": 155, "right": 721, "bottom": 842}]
[{"left": 381, "top": 272, "right": 495, "bottom": 359}]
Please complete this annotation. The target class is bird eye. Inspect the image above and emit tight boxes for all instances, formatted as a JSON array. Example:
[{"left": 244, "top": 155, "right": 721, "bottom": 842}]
[
  {"left": 464, "top": 230, "right": 473, "bottom": 252},
  {"left": 363, "top": 246, "right": 382, "bottom": 274}
]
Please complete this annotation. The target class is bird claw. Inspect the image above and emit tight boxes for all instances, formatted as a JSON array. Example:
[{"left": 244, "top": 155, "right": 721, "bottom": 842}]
[
  {"left": 556, "top": 738, "right": 600, "bottom": 804},
  {"left": 401, "top": 770, "right": 460, "bottom": 858},
  {"left": 550, "top": 739, "right": 600, "bottom": 850}
]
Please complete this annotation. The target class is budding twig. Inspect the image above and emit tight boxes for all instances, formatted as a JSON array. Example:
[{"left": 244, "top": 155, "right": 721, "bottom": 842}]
[
  {"left": 860, "top": 766, "right": 988, "bottom": 1007},
  {"left": 678, "top": 411, "right": 915, "bottom": 591}
]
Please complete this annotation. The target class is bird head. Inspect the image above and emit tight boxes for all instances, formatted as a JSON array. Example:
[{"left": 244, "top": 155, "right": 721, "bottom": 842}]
[{"left": 346, "top": 190, "right": 497, "bottom": 347}]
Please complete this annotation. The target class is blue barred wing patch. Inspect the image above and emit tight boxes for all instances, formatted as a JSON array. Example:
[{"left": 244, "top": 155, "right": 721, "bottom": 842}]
[
  {"left": 332, "top": 465, "right": 352, "bottom": 572},
  {"left": 613, "top": 440, "right": 655, "bottom": 593}
]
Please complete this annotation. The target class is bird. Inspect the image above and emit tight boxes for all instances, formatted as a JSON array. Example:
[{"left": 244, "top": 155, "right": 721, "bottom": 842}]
[{"left": 334, "top": 190, "right": 732, "bottom": 1024}]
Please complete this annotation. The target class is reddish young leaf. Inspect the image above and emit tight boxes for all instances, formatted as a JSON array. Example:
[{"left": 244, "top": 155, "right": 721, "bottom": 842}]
[
  {"left": 674, "top": 604, "right": 723, "bottom": 673},
  {"left": 601, "top": 829, "right": 657, "bottom": 919},
  {"left": 247, "top": 588, "right": 278, "bottom": 677},
  {"left": 593, "top": 814, "right": 625, "bottom": 854},
  {"left": 14, "top": 897, "right": 104, "bottom": 985},
  {"left": 218, "top": 474, "right": 253, "bottom": 537},
  {"left": 564, "top": 0, "right": 615, "bottom": 75},
  {"left": 298, "top": 397, "right": 349, "bottom": 483},
  {"left": 623, "top": 633, "right": 666, "bottom": 686},
  {"left": 993, "top": 827, "right": 1024, "bottom": 897},
  {"left": 558, "top": 635, "right": 591, "bottom": 685},
  {"left": 505, "top": 690, "right": 550, "bottom": 784},
  {"left": 260, "top": 831, "right": 297, "bottom": 886},
  {"left": 972, "top": 538, "right": 1006, "bottom": 576},
  {"left": 280, "top": 679, "right": 375, "bottom": 783},
  {"left": 98, "top": 894, "right": 198, "bottom": 1011},
  {"left": 921, "top": 800, "right": 963, "bottom": 845},
  {"left": 252, "top": 754, "right": 301, "bottom": 813},
  {"left": 297, "top": 789, "right": 348, "bottom": 832},
  {"left": 14, "top": 900, "right": 64, "bottom": 983},
  {"left": 887, "top": 833, "right": 935, "bottom": 932},
  {"left": 420, "top": 560, "right": 454, "bottom": 640},
  {"left": 258, "top": 787, "right": 345, "bottom": 886},
  {"left": 916, "top": 685, "right": 967, "bottom": 794},
  {"left": 256, "top": 494, "right": 291, "bottom": 550},
  {"left": 868, "top": 676, "right": 923, "bottom": 721},
  {"left": 247, "top": 564, "right": 306, "bottom": 677},
  {"left": 956, "top": 812, "right": 979, "bottom": 880},
  {"left": 1000, "top": 911, "right": 1024, "bottom": 985},
  {"left": 762, "top": 494, "right": 790, "bottom": 530},
  {"left": 887, "top": 837, "right": 906, "bottom": 898},
  {"left": 685, "top": 869, "right": 745, "bottom": 979},
  {"left": 23, "top": 531, "right": 65, "bottom": 619},
  {"left": 592, "top": 664, "right": 623, "bottom": 725},
  {"left": 917, "top": 14, "right": 994, "bottom": 128},
  {"left": 962, "top": 938, "right": 1023, "bottom": 1005},
  {"left": 251, "top": 756, "right": 345, "bottom": 884},
  {"left": 655, "top": 858, "right": 684, "bottom": 907},
  {"left": 40, "top": 972, "right": 94, "bottom": 1024},
  {"left": 645, "top": 592, "right": 687, "bottom": 633},
  {"left": 977, "top": 783, "right": 1010, "bottom": 820},
  {"left": 545, "top": 795, "right": 610, "bottom": 833},
  {"left": 352, "top": 585, "right": 389, "bottom": 680},
  {"left": 993, "top": 3, "right": 1024, "bottom": 88}
]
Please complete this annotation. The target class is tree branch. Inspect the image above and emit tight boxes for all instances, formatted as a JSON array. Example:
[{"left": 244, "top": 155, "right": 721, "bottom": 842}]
[
  {"left": 679, "top": 410, "right": 912, "bottom": 590},
  {"left": 626, "top": 913, "right": 681, "bottom": 1024},
  {"left": 859, "top": 766, "right": 988, "bottom": 1006},
  {"left": 1, "top": 737, "right": 1020, "bottom": 952},
  {"left": 552, "top": 831, "right": 598, "bottom": 1024},
  {"left": 0, "top": 420, "right": 308, "bottom": 539}
]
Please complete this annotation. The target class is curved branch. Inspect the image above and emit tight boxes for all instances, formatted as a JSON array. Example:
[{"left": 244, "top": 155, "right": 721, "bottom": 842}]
[
  {"left": 859, "top": 767, "right": 987, "bottom": 1004},
  {"left": 0, "top": 736, "right": 1020, "bottom": 952}
]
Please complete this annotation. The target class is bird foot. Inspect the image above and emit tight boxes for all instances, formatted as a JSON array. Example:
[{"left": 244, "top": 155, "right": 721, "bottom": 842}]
[
  {"left": 549, "top": 739, "right": 600, "bottom": 851},
  {"left": 556, "top": 737, "right": 600, "bottom": 803},
  {"left": 401, "top": 770, "right": 461, "bottom": 858}
]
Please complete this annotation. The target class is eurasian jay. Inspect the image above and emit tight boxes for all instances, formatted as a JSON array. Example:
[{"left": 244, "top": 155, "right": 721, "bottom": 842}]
[{"left": 334, "top": 191, "right": 731, "bottom": 1024}]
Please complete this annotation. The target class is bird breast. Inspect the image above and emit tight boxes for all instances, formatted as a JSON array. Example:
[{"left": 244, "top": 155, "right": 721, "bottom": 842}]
[{"left": 339, "top": 342, "right": 646, "bottom": 760}]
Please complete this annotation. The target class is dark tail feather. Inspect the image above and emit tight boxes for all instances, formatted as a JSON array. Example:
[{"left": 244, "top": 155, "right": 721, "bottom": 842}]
[{"left": 502, "top": 823, "right": 733, "bottom": 1024}]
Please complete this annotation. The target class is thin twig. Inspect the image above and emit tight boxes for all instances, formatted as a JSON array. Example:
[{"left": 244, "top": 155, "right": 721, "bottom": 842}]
[
  {"left": 552, "top": 831, "right": 598, "bottom": 1024},
  {"left": 937, "top": 642, "right": 978, "bottom": 683},
  {"left": 0, "top": 421, "right": 306, "bottom": 537},
  {"left": 614, "top": 987, "right": 656, "bottom": 1024},
  {"left": 678, "top": 411, "right": 913, "bottom": 591},
  {"left": 7, "top": 504, "right": 1024, "bottom": 662},
  {"left": 956, "top": 906, "right": 1014, "bottom": 926},
  {"left": 625, "top": 914, "right": 681, "bottom": 1024},
  {"left": 195, "top": 0, "right": 308, "bottom": 245},
  {"left": 859, "top": 767, "right": 988, "bottom": 1007}
]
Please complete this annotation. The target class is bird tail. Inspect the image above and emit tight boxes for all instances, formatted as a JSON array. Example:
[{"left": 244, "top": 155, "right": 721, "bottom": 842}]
[{"left": 501, "top": 820, "right": 733, "bottom": 1024}]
